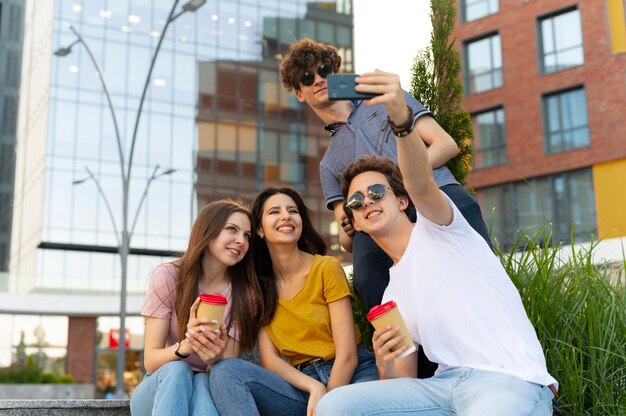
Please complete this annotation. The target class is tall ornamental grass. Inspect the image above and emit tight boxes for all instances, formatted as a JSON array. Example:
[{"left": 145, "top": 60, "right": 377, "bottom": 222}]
[{"left": 499, "top": 230, "right": 626, "bottom": 415}]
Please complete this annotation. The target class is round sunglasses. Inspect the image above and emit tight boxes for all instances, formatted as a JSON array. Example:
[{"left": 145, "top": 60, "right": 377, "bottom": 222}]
[
  {"left": 300, "top": 64, "right": 334, "bottom": 87},
  {"left": 345, "top": 184, "right": 394, "bottom": 211}
]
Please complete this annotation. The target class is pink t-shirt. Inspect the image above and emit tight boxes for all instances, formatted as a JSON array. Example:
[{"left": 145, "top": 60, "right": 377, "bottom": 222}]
[{"left": 141, "top": 263, "right": 239, "bottom": 372}]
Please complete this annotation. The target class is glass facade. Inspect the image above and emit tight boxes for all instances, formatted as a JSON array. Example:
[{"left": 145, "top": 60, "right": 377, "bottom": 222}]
[
  {"left": 472, "top": 107, "right": 506, "bottom": 168},
  {"left": 10, "top": 0, "right": 353, "bottom": 296},
  {"left": 464, "top": 33, "right": 502, "bottom": 94},
  {"left": 6, "top": 0, "right": 353, "bottom": 391},
  {"left": 480, "top": 169, "right": 597, "bottom": 251},
  {"left": 542, "top": 86, "right": 590, "bottom": 154},
  {"left": 0, "top": 0, "right": 25, "bottom": 272},
  {"left": 460, "top": 0, "right": 498, "bottom": 22},
  {"left": 0, "top": 314, "right": 68, "bottom": 370},
  {"left": 539, "top": 7, "right": 584, "bottom": 74}
]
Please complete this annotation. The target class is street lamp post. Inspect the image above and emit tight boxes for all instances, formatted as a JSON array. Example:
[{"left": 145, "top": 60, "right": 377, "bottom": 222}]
[{"left": 55, "top": 0, "right": 206, "bottom": 399}]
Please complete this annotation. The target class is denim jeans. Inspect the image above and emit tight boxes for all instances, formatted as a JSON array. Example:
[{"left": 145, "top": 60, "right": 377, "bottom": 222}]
[
  {"left": 130, "top": 360, "right": 219, "bottom": 416},
  {"left": 316, "top": 367, "right": 554, "bottom": 416},
  {"left": 209, "top": 346, "right": 378, "bottom": 416}
]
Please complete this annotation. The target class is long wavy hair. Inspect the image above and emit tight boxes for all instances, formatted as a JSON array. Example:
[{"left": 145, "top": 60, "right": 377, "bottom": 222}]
[
  {"left": 252, "top": 187, "right": 327, "bottom": 327},
  {"left": 172, "top": 199, "right": 262, "bottom": 351}
]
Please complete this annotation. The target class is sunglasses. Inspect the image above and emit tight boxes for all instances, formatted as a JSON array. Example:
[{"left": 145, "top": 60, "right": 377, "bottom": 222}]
[
  {"left": 300, "top": 64, "right": 334, "bottom": 87},
  {"left": 346, "top": 184, "right": 394, "bottom": 211}
]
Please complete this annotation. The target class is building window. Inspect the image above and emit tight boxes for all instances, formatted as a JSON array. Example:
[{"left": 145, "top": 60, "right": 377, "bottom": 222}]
[
  {"left": 464, "top": 33, "right": 502, "bottom": 94},
  {"left": 480, "top": 169, "right": 596, "bottom": 251},
  {"left": 539, "top": 8, "right": 584, "bottom": 74},
  {"left": 472, "top": 107, "right": 506, "bottom": 168},
  {"left": 461, "top": 0, "right": 499, "bottom": 22},
  {"left": 543, "top": 87, "right": 589, "bottom": 154}
]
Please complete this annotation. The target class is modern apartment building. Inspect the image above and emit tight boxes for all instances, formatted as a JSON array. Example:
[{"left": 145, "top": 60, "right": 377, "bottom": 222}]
[
  {"left": 2, "top": 0, "right": 353, "bottom": 396},
  {"left": 457, "top": 0, "right": 626, "bottom": 251}
]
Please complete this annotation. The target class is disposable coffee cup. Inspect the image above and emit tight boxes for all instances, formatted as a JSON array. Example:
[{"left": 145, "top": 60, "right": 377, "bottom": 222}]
[
  {"left": 367, "top": 300, "right": 417, "bottom": 358},
  {"left": 197, "top": 293, "right": 227, "bottom": 330}
]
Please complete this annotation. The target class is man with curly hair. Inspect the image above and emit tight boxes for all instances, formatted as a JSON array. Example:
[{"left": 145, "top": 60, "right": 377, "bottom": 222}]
[{"left": 279, "top": 38, "right": 492, "bottom": 332}]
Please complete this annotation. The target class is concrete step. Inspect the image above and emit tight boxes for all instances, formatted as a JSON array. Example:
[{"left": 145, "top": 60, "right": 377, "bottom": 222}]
[{"left": 0, "top": 399, "right": 130, "bottom": 415}]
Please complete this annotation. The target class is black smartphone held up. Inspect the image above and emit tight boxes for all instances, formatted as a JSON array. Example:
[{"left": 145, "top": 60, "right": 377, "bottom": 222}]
[{"left": 327, "top": 74, "right": 380, "bottom": 100}]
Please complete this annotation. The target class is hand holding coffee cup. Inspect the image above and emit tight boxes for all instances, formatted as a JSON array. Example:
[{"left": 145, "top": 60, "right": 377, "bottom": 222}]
[
  {"left": 196, "top": 293, "right": 228, "bottom": 331},
  {"left": 367, "top": 300, "right": 416, "bottom": 359}
]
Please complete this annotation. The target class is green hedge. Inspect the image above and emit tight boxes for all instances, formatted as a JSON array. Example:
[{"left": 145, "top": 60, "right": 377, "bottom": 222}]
[{"left": 0, "top": 356, "right": 75, "bottom": 384}]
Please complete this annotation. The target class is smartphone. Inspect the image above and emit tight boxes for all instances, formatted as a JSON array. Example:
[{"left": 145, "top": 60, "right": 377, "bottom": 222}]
[{"left": 327, "top": 74, "right": 380, "bottom": 100}]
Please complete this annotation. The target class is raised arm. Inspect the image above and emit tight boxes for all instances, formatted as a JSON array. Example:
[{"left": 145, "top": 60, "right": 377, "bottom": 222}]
[
  {"left": 416, "top": 115, "right": 459, "bottom": 169},
  {"left": 356, "top": 70, "right": 452, "bottom": 226}
]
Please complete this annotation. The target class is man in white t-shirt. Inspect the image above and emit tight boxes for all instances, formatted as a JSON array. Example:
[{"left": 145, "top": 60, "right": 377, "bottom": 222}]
[{"left": 316, "top": 70, "right": 557, "bottom": 415}]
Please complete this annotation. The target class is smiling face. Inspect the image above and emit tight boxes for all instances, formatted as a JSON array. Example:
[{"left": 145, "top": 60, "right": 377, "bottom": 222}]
[
  {"left": 347, "top": 171, "right": 409, "bottom": 237},
  {"left": 206, "top": 212, "right": 252, "bottom": 267},
  {"left": 258, "top": 193, "right": 303, "bottom": 247}
]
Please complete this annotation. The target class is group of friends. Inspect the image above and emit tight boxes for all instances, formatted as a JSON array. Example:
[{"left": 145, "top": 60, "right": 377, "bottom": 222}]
[{"left": 129, "top": 38, "right": 558, "bottom": 416}]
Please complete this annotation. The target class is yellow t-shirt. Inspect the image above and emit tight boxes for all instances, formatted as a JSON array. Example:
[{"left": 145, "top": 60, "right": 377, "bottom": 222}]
[{"left": 265, "top": 254, "right": 360, "bottom": 366}]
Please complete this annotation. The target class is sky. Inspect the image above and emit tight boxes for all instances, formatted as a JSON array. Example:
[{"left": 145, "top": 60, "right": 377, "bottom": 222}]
[{"left": 354, "top": 0, "right": 432, "bottom": 89}]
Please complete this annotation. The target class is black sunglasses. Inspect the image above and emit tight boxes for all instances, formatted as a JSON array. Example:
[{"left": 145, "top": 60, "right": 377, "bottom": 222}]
[
  {"left": 300, "top": 64, "right": 334, "bottom": 87},
  {"left": 346, "top": 184, "right": 394, "bottom": 211}
]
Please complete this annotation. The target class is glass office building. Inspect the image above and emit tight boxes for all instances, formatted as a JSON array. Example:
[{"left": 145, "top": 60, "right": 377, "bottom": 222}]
[{"left": 6, "top": 0, "right": 353, "bottom": 396}]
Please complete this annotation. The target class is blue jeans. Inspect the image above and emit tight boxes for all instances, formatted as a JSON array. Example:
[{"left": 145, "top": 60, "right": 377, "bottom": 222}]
[
  {"left": 210, "top": 346, "right": 379, "bottom": 416},
  {"left": 130, "top": 361, "right": 218, "bottom": 416},
  {"left": 317, "top": 367, "right": 554, "bottom": 416}
]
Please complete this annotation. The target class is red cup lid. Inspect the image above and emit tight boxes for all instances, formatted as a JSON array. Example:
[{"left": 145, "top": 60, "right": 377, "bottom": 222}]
[
  {"left": 367, "top": 300, "right": 397, "bottom": 321},
  {"left": 199, "top": 293, "right": 228, "bottom": 305}
]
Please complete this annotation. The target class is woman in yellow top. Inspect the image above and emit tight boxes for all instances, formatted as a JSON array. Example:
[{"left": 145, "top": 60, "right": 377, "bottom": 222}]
[{"left": 210, "top": 187, "right": 378, "bottom": 416}]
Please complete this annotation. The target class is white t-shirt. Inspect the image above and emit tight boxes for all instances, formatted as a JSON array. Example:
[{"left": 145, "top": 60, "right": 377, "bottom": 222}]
[{"left": 383, "top": 194, "right": 557, "bottom": 387}]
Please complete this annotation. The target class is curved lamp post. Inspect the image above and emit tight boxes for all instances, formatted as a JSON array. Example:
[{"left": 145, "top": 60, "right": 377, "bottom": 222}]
[{"left": 55, "top": 0, "right": 205, "bottom": 399}]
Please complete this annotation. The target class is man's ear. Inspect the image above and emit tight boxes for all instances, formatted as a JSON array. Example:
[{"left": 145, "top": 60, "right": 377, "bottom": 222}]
[
  {"left": 398, "top": 196, "right": 409, "bottom": 212},
  {"left": 294, "top": 89, "right": 306, "bottom": 103}
]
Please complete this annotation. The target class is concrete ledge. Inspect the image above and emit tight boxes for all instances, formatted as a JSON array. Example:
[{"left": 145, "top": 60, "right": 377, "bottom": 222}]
[
  {"left": 0, "top": 384, "right": 95, "bottom": 399},
  {"left": 0, "top": 399, "right": 130, "bottom": 415}
]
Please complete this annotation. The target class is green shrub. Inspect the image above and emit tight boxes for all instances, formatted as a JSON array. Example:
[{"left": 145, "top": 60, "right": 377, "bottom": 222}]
[
  {"left": 0, "top": 354, "right": 76, "bottom": 384},
  {"left": 351, "top": 288, "right": 373, "bottom": 350},
  {"left": 57, "top": 374, "right": 75, "bottom": 384}
]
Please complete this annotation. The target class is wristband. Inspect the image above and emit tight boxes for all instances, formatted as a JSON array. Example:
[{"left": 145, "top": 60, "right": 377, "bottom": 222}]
[
  {"left": 174, "top": 341, "right": 190, "bottom": 359},
  {"left": 388, "top": 106, "right": 416, "bottom": 137}
]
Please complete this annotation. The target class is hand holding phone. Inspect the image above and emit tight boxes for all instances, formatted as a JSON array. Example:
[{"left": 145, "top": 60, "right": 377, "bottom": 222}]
[{"left": 327, "top": 74, "right": 381, "bottom": 100}]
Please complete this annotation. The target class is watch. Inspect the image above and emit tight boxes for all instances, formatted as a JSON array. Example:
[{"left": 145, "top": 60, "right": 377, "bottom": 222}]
[{"left": 174, "top": 341, "right": 190, "bottom": 359}]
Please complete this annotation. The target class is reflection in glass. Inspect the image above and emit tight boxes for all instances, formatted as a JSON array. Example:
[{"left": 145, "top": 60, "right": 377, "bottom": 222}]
[
  {"left": 540, "top": 9, "right": 584, "bottom": 74},
  {"left": 32, "top": 1, "right": 355, "bottom": 294},
  {"left": 463, "top": 0, "right": 499, "bottom": 22},
  {"left": 474, "top": 108, "right": 506, "bottom": 168},
  {"left": 543, "top": 88, "right": 589, "bottom": 154},
  {"left": 465, "top": 34, "right": 502, "bottom": 94},
  {"left": 478, "top": 169, "right": 596, "bottom": 251}
]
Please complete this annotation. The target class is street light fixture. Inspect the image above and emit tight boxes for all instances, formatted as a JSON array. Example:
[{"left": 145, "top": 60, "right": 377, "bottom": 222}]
[{"left": 55, "top": 0, "right": 204, "bottom": 399}]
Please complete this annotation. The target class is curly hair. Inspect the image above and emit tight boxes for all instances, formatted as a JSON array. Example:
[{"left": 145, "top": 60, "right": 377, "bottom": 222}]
[
  {"left": 340, "top": 155, "right": 415, "bottom": 223},
  {"left": 279, "top": 38, "right": 342, "bottom": 91}
]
